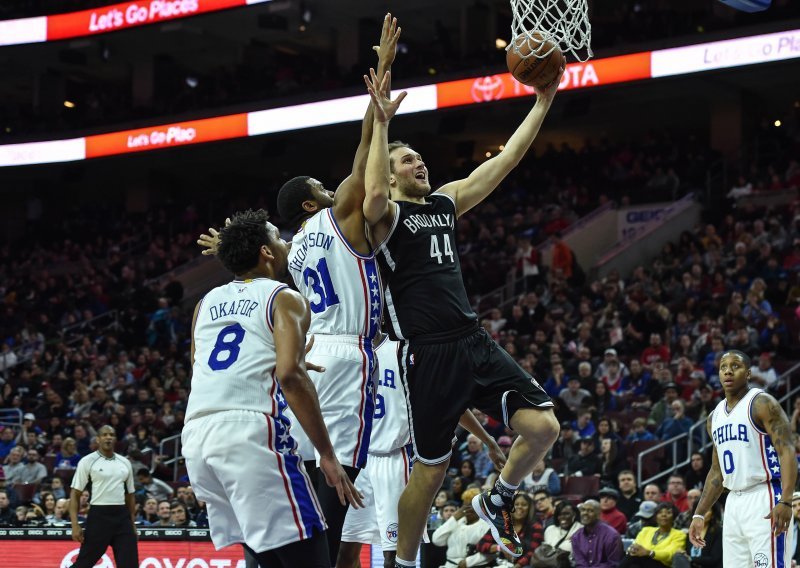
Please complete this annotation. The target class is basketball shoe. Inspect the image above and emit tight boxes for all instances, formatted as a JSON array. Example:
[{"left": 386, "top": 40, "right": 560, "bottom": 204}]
[{"left": 472, "top": 490, "right": 522, "bottom": 558}]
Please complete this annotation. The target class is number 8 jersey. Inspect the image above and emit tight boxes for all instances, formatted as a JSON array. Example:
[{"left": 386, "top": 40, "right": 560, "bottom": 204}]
[
  {"left": 710, "top": 387, "right": 780, "bottom": 491},
  {"left": 186, "top": 278, "right": 289, "bottom": 422},
  {"left": 288, "top": 209, "right": 383, "bottom": 338}
]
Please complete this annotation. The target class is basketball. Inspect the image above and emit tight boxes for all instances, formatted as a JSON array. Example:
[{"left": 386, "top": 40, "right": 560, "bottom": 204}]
[{"left": 506, "top": 32, "right": 565, "bottom": 90}]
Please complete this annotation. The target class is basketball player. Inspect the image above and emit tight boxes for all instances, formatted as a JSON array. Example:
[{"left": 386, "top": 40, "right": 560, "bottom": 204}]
[
  {"left": 362, "top": 59, "right": 565, "bottom": 567},
  {"left": 182, "top": 209, "right": 361, "bottom": 568},
  {"left": 198, "top": 17, "right": 402, "bottom": 566},
  {"left": 689, "top": 350, "right": 796, "bottom": 568}
]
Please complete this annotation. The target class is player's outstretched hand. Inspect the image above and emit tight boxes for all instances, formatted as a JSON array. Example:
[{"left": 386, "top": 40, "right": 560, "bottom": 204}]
[
  {"left": 688, "top": 517, "right": 706, "bottom": 548},
  {"left": 373, "top": 13, "right": 401, "bottom": 68},
  {"left": 765, "top": 502, "right": 792, "bottom": 536},
  {"left": 197, "top": 218, "right": 230, "bottom": 256},
  {"left": 535, "top": 60, "right": 565, "bottom": 102},
  {"left": 319, "top": 454, "right": 364, "bottom": 509},
  {"left": 364, "top": 69, "right": 407, "bottom": 123},
  {"left": 303, "top": 335, "right": 326, "bottom": 373}
]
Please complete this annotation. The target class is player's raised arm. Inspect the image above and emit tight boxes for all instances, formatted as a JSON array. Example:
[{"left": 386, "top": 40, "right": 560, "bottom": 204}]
[
  {"left": 333, "top": 13, "right": 400, "bottom": 217},
  {"left": 363, "top": 69, "right": 406, "bottom": 225},
  {"left": 436, "top": 61, "right": 564, "bottom": 218},
  {"left": 688, "top": 415, "right": 724, "bottom": 548},
  {"left": 753, "top": 392, "right": 797, "bottom": 535},
  {"left": 272, "top": 289, "right": 363, "bottom": 509}
]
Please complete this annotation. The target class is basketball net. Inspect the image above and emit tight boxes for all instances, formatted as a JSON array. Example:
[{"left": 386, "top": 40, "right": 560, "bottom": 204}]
[{"left": 509, "top": 0, "right": 592, "bottom": 61}]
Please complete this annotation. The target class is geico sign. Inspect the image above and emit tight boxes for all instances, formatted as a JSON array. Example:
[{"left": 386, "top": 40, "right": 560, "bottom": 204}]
[
  {"left": 60, "top": 550, "right": 246, "bottom": 568},
  {"left": 89, "top": 1, "right": 200, "bottom": 32}
]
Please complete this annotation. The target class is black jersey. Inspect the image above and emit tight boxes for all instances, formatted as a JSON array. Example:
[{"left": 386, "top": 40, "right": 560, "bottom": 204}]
[{"left": 376, "top": 192, "right": 477, "bottom": 340}]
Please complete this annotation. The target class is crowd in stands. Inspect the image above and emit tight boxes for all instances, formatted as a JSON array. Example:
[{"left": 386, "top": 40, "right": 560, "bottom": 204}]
[
  {"left": 0, "top": 129, "right": 798, "bottom": 567},
  {"left": 3, "top": 0, "right": 800, "bottom": 139}
]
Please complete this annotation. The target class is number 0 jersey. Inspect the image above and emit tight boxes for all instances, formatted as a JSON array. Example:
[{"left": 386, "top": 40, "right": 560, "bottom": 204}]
[
  {"left": 710, "top": 388, "right": 781, "bottom": 491},
  {"left": 376, "top": 193, "right": 477, "bottom": 340},
  {"left": 288, "top": 209, "right": 382, "bottom": 338},
  {"left": 186, "top": 278, "right": 288, "bottom": 423}
]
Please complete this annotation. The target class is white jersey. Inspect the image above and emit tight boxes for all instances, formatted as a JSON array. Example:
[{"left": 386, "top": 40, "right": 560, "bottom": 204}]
[
  {"left": 288, "top": 209, "right": 383, "bottom": 338},
  {"left": 710, "top": 388, "right": 780, "bottom": 491},
  {"left": 370, "top": 338, "right": 411, "bottom": 454},
  {"left": 186, "top": 278, "right": 289, "bottom": 423}
]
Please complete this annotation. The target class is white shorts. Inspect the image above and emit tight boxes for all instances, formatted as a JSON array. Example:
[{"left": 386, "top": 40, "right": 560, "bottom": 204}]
[
  {"left": 724, "top": 479, "right": 793, "bottom": 568},
  {"left": 181, "top": 410, "right": 326, "bottom": 553},
  {"left": 341, "top": 447, "right": 412, "bottom": 551},
  {"left": 287, "top": 335, "right": 376, "bottom": 469}
]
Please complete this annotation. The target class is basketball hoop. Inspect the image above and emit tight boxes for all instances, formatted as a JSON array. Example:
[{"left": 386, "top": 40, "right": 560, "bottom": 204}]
[{"left": 508, "top": 0, "right": 592, "bottom": 62}]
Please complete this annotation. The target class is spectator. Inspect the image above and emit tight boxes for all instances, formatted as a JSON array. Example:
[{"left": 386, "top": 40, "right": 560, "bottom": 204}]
[
  {"left": 626, "top": 418, "right": 655, "bottom": 443},
  {"left": 152, "top": 500, "right": 172, "bottom": 527},
  {"left": 478, "top": 493, "right": 544, "bottom": 566},
  {"left": 0, "top": 490, "right": 13, "bottom": 525},
  {"left": 19, "top": 449, "right": 47, "bottom": 485},
  {"left": 683, "top": 452, "right": 709, "bottom": 491},
  {"left": 655, "top": 400, "right": 692, "bottom": 441},
  {"left": 643, "top": 484, "right": 662, "bottom": 503},
  {"left": 591, "top": 382, "right": 619, "bottom": 416},
  {"left": 0, "top": 427, "right": 17, "bottom": 460},
  {"left": 431, "top": 488, "right": 490, "bottom": 568},
  {"left": 662, "top": 475, "right": 690, "bottom": 512},
  {"left": 522, "top": 459, "right": 561, "bottom": 495},
  {"left": 532, "top": 489, "right": 557, "bottom": 529},
  {"left": 73, "top": 423, "right": 94, "bottom": 456},
  {"left": 136, "top": 468, "right": 174, "bottom": 502},
  {"left": 572, "top": 410, "right": 596, "bottom": 439},
  {"left": 595, "top": 349, "right": 630, "bottom": 382},
  {"left": 542, "top": 501, "right": 581, "bottom": 563},
  {"left": 54, "top": 437, "right": 80, "bottom": 469},
  {"left": 169, "top": 501, "right": 196, "bottom": 527},
  {"left": 625, "top": 500, "right": 658, "bottom": 539},
  {"left": 675, "top": 502, "right": 723, "bottom": 567},
  {"left": 558, "top": 376, "right": 591, "bottom": 415},
  {"left": 640, "top": 333, "right": 670, "bottom": 371},
  {"left": 599, "top": 438, "right": 627, "bottom": 488},
  {"left": 460, "top": 435, "right": 492, "bottom": 480},
  {"left": 572, "top": 499, "right": 623, "bottom": 568},
  {"left": 3, "top": 447, "right": 26, "bottom": 484},
  {"left": 598, "top": 487, "right": 628, "bottom": 535},
  {"left": 551, "top": 233, "right": 575, "bottom": 282},
  {"left": 750, "top": 352, "right": 779, "bottom": 391},
  {"left": 568, "top": 437, "right": 601, "bottom": 477},
  {"left": 39, "top": 491, "right": 56, "bottom": 518},
  {"left": 552, "top": 422, "right": 577, "bottom": 462},
  {"left": 616, "top": 470, "right": 642, "bottom": 521},
  {"left": 620, "top": 502, "right": 686, "bottom": 567},
  {"left": 459, "top": 459, "right": 477, "bottom": 484},
  {"left": 647, "top": 383, "right": 679, "bottom": 427},
  {"left": 138, "top": 497, "right": 159, "bottom": 525},
  {"left": 673, "top": 489, "right": 702, "bottom": 530}
]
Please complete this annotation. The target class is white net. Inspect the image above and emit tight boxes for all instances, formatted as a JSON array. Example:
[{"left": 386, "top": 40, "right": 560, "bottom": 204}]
[{"left": 508, "top": 0, "right": 592, "bottom": 62}]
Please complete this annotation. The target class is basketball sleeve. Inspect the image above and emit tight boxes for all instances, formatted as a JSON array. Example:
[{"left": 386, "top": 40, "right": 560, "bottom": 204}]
[
  {"left": 70, "top": 457, "right": 90, "bottom": 492},
  {"left": 124, "top": 458, "right": 135, "bottom": 493}
]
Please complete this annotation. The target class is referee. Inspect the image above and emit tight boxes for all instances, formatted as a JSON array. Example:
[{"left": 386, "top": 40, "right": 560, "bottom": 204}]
[{"left": 69, "top": 424, "right": 139, "bottom": 568}]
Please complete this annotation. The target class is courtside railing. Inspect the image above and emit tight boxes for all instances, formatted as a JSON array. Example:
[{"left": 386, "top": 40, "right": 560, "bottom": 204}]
[{"left": 159, "top": 433, "right": 183, "bottom": 480}]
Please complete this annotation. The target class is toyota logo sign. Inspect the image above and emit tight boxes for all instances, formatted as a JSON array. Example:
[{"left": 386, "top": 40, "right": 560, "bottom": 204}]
[{"left": 471, "top": 75, "right": 505, "bottom": 102}]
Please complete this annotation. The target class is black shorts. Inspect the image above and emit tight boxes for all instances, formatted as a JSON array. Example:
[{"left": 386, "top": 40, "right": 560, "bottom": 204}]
[{"left": 398, "top": 324, "right": 553, "bottom": 465}]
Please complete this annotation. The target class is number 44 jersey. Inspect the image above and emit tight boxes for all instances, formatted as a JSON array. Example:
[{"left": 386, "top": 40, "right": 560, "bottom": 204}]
[
  {"left": 288, "top": 209, "right": 383, "bottom": 338},
  {"left": 187, "top": 278, "right": 289, "bottom": 421}
]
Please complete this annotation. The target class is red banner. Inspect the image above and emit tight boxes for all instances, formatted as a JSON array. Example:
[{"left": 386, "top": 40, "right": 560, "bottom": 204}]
[
  {"left": 46, "top": 0, "right": 247, "bottom": 41},
  {"left": 85, "top": 114, "right": 248, "bottom": 158},
  {"left": 436, "top": 52, "right": 651, "bottom": 108}
]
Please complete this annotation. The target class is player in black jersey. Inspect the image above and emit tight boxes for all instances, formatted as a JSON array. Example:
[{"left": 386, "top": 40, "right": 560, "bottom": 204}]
[{"left": 364, "top": 61, "right": 566, "bottom": 567}]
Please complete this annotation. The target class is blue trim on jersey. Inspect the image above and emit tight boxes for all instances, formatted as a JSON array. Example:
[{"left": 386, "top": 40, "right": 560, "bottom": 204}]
[
  {"left": 283, "top": 451, "right": 326, "bottom": 536},
  {"left": 326, "top": 209, "right": 373, "bottom": 260},
  {"left": 266, "top": 284, "right": 289, "bottom": 332},
  {"left": 764, "top": 435, "right": 782, "bottom": 480},
  {"left": 362, "top": 259, "right": 382, "bottom": 339},
  {"left": 771, "top": 478, "right": 787, "bottom": 567},
  {"left": 356, "top": 337, "right": 376, "bottom": 469}
]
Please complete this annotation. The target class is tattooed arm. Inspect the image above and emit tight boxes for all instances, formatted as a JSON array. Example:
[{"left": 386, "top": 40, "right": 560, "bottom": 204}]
[
  {"left": 753, "top": 392, "right": 797, "bottom": 535},
  {"left": 688, "top": 415, "right": 724, "bottom": 548}
]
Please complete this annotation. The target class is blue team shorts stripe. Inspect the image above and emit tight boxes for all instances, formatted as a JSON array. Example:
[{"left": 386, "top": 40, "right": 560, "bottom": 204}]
[
  {"left": 284, "top": 452, "right": 326, "bottom": 537},
  {"left": 355, "top": 337, "right": 376, "bottom": 469}
]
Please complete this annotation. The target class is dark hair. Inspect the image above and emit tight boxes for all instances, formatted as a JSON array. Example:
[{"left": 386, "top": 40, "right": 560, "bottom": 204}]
[
  {"left": 136, "top": 468, "right": 151, "bottom": 477},
  {"left": 276, "top": 176, "right": 314, "bottom": 228},
  {"left": 654, "top": 501, "right": 679, "bottom": 520},
  {"left": 387, "top": 140, "right": 411, "bottom": 173},
  {"left": 554, "top": 499, "right": 577, "bottom": 520},
  {"left": 722, "top": 349, "right": 751, "bottom": 368},
  {"left": 217, "top": 209, "right": 274, "bottom": 275},
  {"left": 533, "top": 488, "right": 551, "bottom": 498}
]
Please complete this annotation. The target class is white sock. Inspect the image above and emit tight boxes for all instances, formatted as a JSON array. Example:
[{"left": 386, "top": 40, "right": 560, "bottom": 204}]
[{"left": 395, "top": 557, "right": 416, "bottom": 567}]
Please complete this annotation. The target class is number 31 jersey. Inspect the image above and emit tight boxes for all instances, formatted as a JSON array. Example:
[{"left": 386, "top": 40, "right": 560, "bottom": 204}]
[
  {"left": 288, "top": 209, "right": 382, "bottom": 338},
  {"left": 186, "top": 278, "right": 288, "bottom": 422},
  {"left": 710, "top": 387, "right": 780, "bottom": 491}
]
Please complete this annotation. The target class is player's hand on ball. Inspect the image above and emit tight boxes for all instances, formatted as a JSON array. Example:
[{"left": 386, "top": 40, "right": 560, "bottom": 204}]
[
  {"left": 688, "top": 517, "right": 706, "bottom": 548},
  {"left": 534, "top": 59, "right": 565, "bottom": 102},
  {"left": 766, "top": 502, "right": 792, "bottom": 535},
  {"left": 320, "top": 454, "right": 364, "bottom": 508}
]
